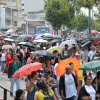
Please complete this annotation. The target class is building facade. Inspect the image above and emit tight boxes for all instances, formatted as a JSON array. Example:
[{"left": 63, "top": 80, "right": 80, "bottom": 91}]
[{"left": 0, "top": 0, "right": 20, "bottom": 30}]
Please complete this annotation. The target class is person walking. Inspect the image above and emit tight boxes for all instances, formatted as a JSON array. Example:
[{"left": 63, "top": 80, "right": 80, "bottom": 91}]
[
  {"left": 34, "top": 81, "right": 57, "bottom": 100},
  {"left": 1, "top": 49, "right": 6, "bottom": 74},
  {"left": 8, "top": 54, "right": 21, "bottom": 96},
  {"left": 59, "top": 65, "right": 78, "bottom": 100},
  {"left": 78, "top": 75, "right": 99, "bottom": 100}
]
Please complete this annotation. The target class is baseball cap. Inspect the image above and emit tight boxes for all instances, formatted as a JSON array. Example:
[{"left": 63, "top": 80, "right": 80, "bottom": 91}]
[
  {"left": 44, "top": 70, "right": 50, "bottom": 75},
  {"left": 91, "top": 46, "right": 96, "bottom": 49},
  {"left": 75, "top": 53, "right": 80, "bottom": 56}
]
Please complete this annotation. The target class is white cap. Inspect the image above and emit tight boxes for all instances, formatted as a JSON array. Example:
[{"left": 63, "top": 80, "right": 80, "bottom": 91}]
[{"left": 75, "top": 53, "right": 80, "bottom": 56}]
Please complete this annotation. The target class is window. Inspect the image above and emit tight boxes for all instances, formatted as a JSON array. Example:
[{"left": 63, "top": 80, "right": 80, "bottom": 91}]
[
  {"left": 14, "top": 21, "right": 17, "bottom": 26},
  {"left": 22, "top": 3, "right": 24, "bottom": 6},
  {"left": 14, "top": 11, "right": 17, "bottom": 16}
]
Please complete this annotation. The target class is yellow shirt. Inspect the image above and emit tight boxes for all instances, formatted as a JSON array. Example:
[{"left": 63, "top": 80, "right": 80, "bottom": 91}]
[
  {"left": 78, "top": 61, "right": 84, "bottom": 80},
  {"left": 35, "top": 90, "right": 54, "bottom": 100}
]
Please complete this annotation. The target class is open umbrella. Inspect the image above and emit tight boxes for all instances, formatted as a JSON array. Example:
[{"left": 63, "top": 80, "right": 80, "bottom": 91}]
[
  {"left": 4, "top": 38, "right": 14, "bottom": 42},
  {"left": 47, "top": 46, "right": 63, "bottom": 53},
  {"left": 16, "top": 35, "right": 28, "bottom": 40},
  {"left": 34, "top": 50, "right": 55, "bottom": 57},
  {"left": 91, "top": 30, "right": 98, "bottom": 34},
  {"left": 79, "top": 61, "right": 100, "bottom": 71},
  {"left": 27, "top": 34, "right": 34, "bottom": 37},
  {"left": 7, "top": 29, "right": 16, "bottom": 33},
  {"left": 49, "top": 39, "right": 61, "bottom": 45},
  {"left": 2, "top": 45, "right": 15, "bottom": 49},
  {"left": 0, "top": 35, "right": 7, "bottom": 38},
  {"left": 12, "top": 62, "right": 42, "bottom": 78},
  {"left": 0, "top": 33, "right": 4, "bottom": 35},
  {"left": 60, "top": 40, "right": 76, "bottom": 48},
  {"left": 56, "top": 58, "right": 81, "bottom": 76},
  {"left": 34, "top": 39, "right": 48, "bottom": 43}
]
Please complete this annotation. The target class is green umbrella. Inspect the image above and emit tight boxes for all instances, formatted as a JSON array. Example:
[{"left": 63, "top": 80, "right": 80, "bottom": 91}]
[{"left": 79, "top": 61, "right": 100, "bottom": 71}]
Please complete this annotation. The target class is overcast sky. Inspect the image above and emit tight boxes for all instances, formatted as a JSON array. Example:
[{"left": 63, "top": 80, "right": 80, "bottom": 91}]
[{"left": 24, "top": 0, "right": 44, "bottom": 13}]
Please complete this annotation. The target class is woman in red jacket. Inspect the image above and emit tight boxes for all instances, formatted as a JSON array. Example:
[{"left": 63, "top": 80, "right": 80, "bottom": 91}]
[{"left": 5, "top": 49, "right": 13, "bottom": 73}]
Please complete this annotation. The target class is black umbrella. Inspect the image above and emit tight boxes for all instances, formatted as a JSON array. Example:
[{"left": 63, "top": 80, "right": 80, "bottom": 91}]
[
  {"left": 81, "top": 41, "right": 92, "bottom": 51},
  {"left": 23, "top": 43, "right": 41, "bottom": 50},
  {"left": 34, "top": 50, "right": 55, "bottom": 57},
  {"left": 49, "top": 39, "right": 61, "bottom": 45}
]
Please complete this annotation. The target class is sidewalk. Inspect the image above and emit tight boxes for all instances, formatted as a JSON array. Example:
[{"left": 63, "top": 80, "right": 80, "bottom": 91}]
[{"left": 0, "top": 73, "right": 26, "bottom": 100}]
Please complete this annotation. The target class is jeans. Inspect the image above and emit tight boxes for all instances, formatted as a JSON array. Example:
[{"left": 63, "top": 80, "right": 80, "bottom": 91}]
[
  {"left": 10, "top": 78, "right": 20, "bottom": 93},
  {"left": 66, "top": 96, "right": 76, "bottom": 100},
  {"left": 1, "top": 61, "right": 6, "bottom": 72},
  {"left": 57, "top": 80, "right": 60, "bottom": 96}
]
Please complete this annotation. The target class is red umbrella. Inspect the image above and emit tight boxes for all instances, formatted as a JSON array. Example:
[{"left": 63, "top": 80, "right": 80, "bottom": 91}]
[
  {"left": 0, "top": 35, "right": 7, "bottom": 38},
  {"left": 91, "top": 30, "right": 98, "bottom": 34},
  {"left": 12, "top": 62, "right": 42, "bottom": 78},
  {"left": 0, "top": 33, "right": 4, "bottom": 35}
]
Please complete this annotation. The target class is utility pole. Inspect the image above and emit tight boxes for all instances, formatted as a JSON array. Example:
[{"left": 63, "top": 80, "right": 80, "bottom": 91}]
[
  {"left": 88, "top": 9, "right": 91, "bottom": 34},
  {"left": 10, "top": 0, "right": 13, "bottom": 29}
]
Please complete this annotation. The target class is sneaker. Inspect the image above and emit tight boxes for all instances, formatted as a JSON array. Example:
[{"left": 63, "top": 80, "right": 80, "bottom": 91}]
[{"left": 10, "top": 93, "right": 13, "bottom": 97}]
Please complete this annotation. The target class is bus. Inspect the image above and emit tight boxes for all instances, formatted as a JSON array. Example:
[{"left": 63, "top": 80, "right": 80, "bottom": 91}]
[{"left": 36, "top": 26, "right": 51, "bottom": 34}]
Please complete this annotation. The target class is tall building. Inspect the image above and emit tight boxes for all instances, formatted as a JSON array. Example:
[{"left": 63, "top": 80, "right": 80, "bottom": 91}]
[{"left": 0, "top": 0, "right": 20, "bottom": 30}]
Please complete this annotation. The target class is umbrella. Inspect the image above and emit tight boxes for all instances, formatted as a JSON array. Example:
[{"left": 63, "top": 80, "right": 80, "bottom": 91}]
[
  {"left": 12, "top": 62, "right": 42, "bottom": 78},
  {"left": 0, "top": 33, "right": 4, "bottom": 35},
  {"left": 0, "top": 35, "right": 7, "bottom": 38},
  {"left": 35, "top": 34, "right": 43, "bottom": 39},
  {"left": 7, "top": 29, "right": 16, "bottom": 33},
  {"left": 34, "top": 39, "right": 48, "bottom": 43},
  {"left": 60, "top": 40, "right": 76, "bottom": 48},
  {"left": 23, "top": 43, "right": 41, "bottom": 50},
  {"left": 47, "top": 46, "right": 63, "bottom": 53},
  {"left": 2, "top": 45, "right": 15, "bottom": 49},
  {"left": 34, "top": 50, "right": 55, "bottom": 57},
  {"left": 18, "top": 42, "right": 27, "bottom": 45},
  {"left": 91, "top": 30, "right": 98, "bottom": 34},
  {"left": 79, "top": 61, "right": 100, "bottom": 71},
  {"left": 4, "top": 38, "right": 13, "bottom": 42},
  {"left": 11, "top": 34, "right": 19, "bottom": 37},
  {"left": 49, "top": 40, "right": 61, "bottom": 45},
  {"left": 27, "top": 34, "right": 34, "bottom": 37},
  {"left": 56, "top": 58, "right": 81, "bottom": 76},
  {"left": 16, "top": 35, "right": 28, "bottom": 40}
]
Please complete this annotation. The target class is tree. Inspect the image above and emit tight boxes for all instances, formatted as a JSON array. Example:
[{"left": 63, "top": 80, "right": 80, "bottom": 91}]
[
  {"left": 71, "top": 13, "right": 88, "bottom": 32},
  {"left": 76, "top": 0, "right": 100, "bottom": 9},
  {"left": 45, "top": 0, "right": 75, "bottom": 34}
]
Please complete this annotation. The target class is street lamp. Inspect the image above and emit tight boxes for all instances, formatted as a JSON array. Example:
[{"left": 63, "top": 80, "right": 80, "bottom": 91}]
[{"left": 10, "top": 0, "right": 13, "bottom": 29}]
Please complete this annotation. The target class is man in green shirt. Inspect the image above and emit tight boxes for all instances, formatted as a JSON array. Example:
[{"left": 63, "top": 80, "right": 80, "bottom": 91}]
[{"left": 8, "top": 54, "right": 21, "bottom": 96}]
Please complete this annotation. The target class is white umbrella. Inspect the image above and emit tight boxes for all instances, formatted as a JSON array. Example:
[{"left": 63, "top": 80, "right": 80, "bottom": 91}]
[
  {"left": 34, "top": 39, "right": 48, "bottom": 43},
  {"left": 60, "top": 40, "right": 76, "bottom": 48},
  {"left": 4, "top": 38, "right": 13, "bottom": 42}
]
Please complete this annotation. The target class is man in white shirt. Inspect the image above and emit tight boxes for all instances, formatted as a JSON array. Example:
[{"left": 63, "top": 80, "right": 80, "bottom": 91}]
[
  {"left": 59, "top": 65, "right": 78, "bottom": 100},
  {"left": 88, "top": 46, "right": 96, "bottom": 61}
]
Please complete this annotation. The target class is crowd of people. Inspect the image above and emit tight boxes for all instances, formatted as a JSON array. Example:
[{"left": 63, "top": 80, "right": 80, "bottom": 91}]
[{"left": 0, "top": 37, "right": 100, "bottom": 100}]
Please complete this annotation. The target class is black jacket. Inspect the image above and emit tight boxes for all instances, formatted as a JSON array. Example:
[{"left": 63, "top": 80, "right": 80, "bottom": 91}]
[{"left": 59, "top": 73, "right": 78, "bottom": 97}]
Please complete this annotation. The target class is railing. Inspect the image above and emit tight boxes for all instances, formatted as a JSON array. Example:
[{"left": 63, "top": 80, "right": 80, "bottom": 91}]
[{"left": 0, "top": 86, "right": 11, "bottom": 100}]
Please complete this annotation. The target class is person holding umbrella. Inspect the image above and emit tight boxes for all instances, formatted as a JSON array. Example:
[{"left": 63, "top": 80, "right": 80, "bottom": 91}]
[{"left": 8, "top": 54, "right": 21, "bottom": 96}]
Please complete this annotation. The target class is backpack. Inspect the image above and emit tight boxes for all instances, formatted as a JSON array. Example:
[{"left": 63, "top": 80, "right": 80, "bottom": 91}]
[
  {"left": 44, "top": 95, "right": 53, "bottom": 100},
  {"left": 40, "top": 90, "right": 54, "bottom": 100}
]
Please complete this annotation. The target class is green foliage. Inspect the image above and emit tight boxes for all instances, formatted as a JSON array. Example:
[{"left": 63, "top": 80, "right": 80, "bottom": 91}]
[
  {"left": 70, "top": 13, "right": 88, "bottom": 32},
  {"left": 45, "top": 0, "right": 75, "bottom": 30},
  {"left": 76, "top": 0, "right": 100, "bottom": 9}
]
